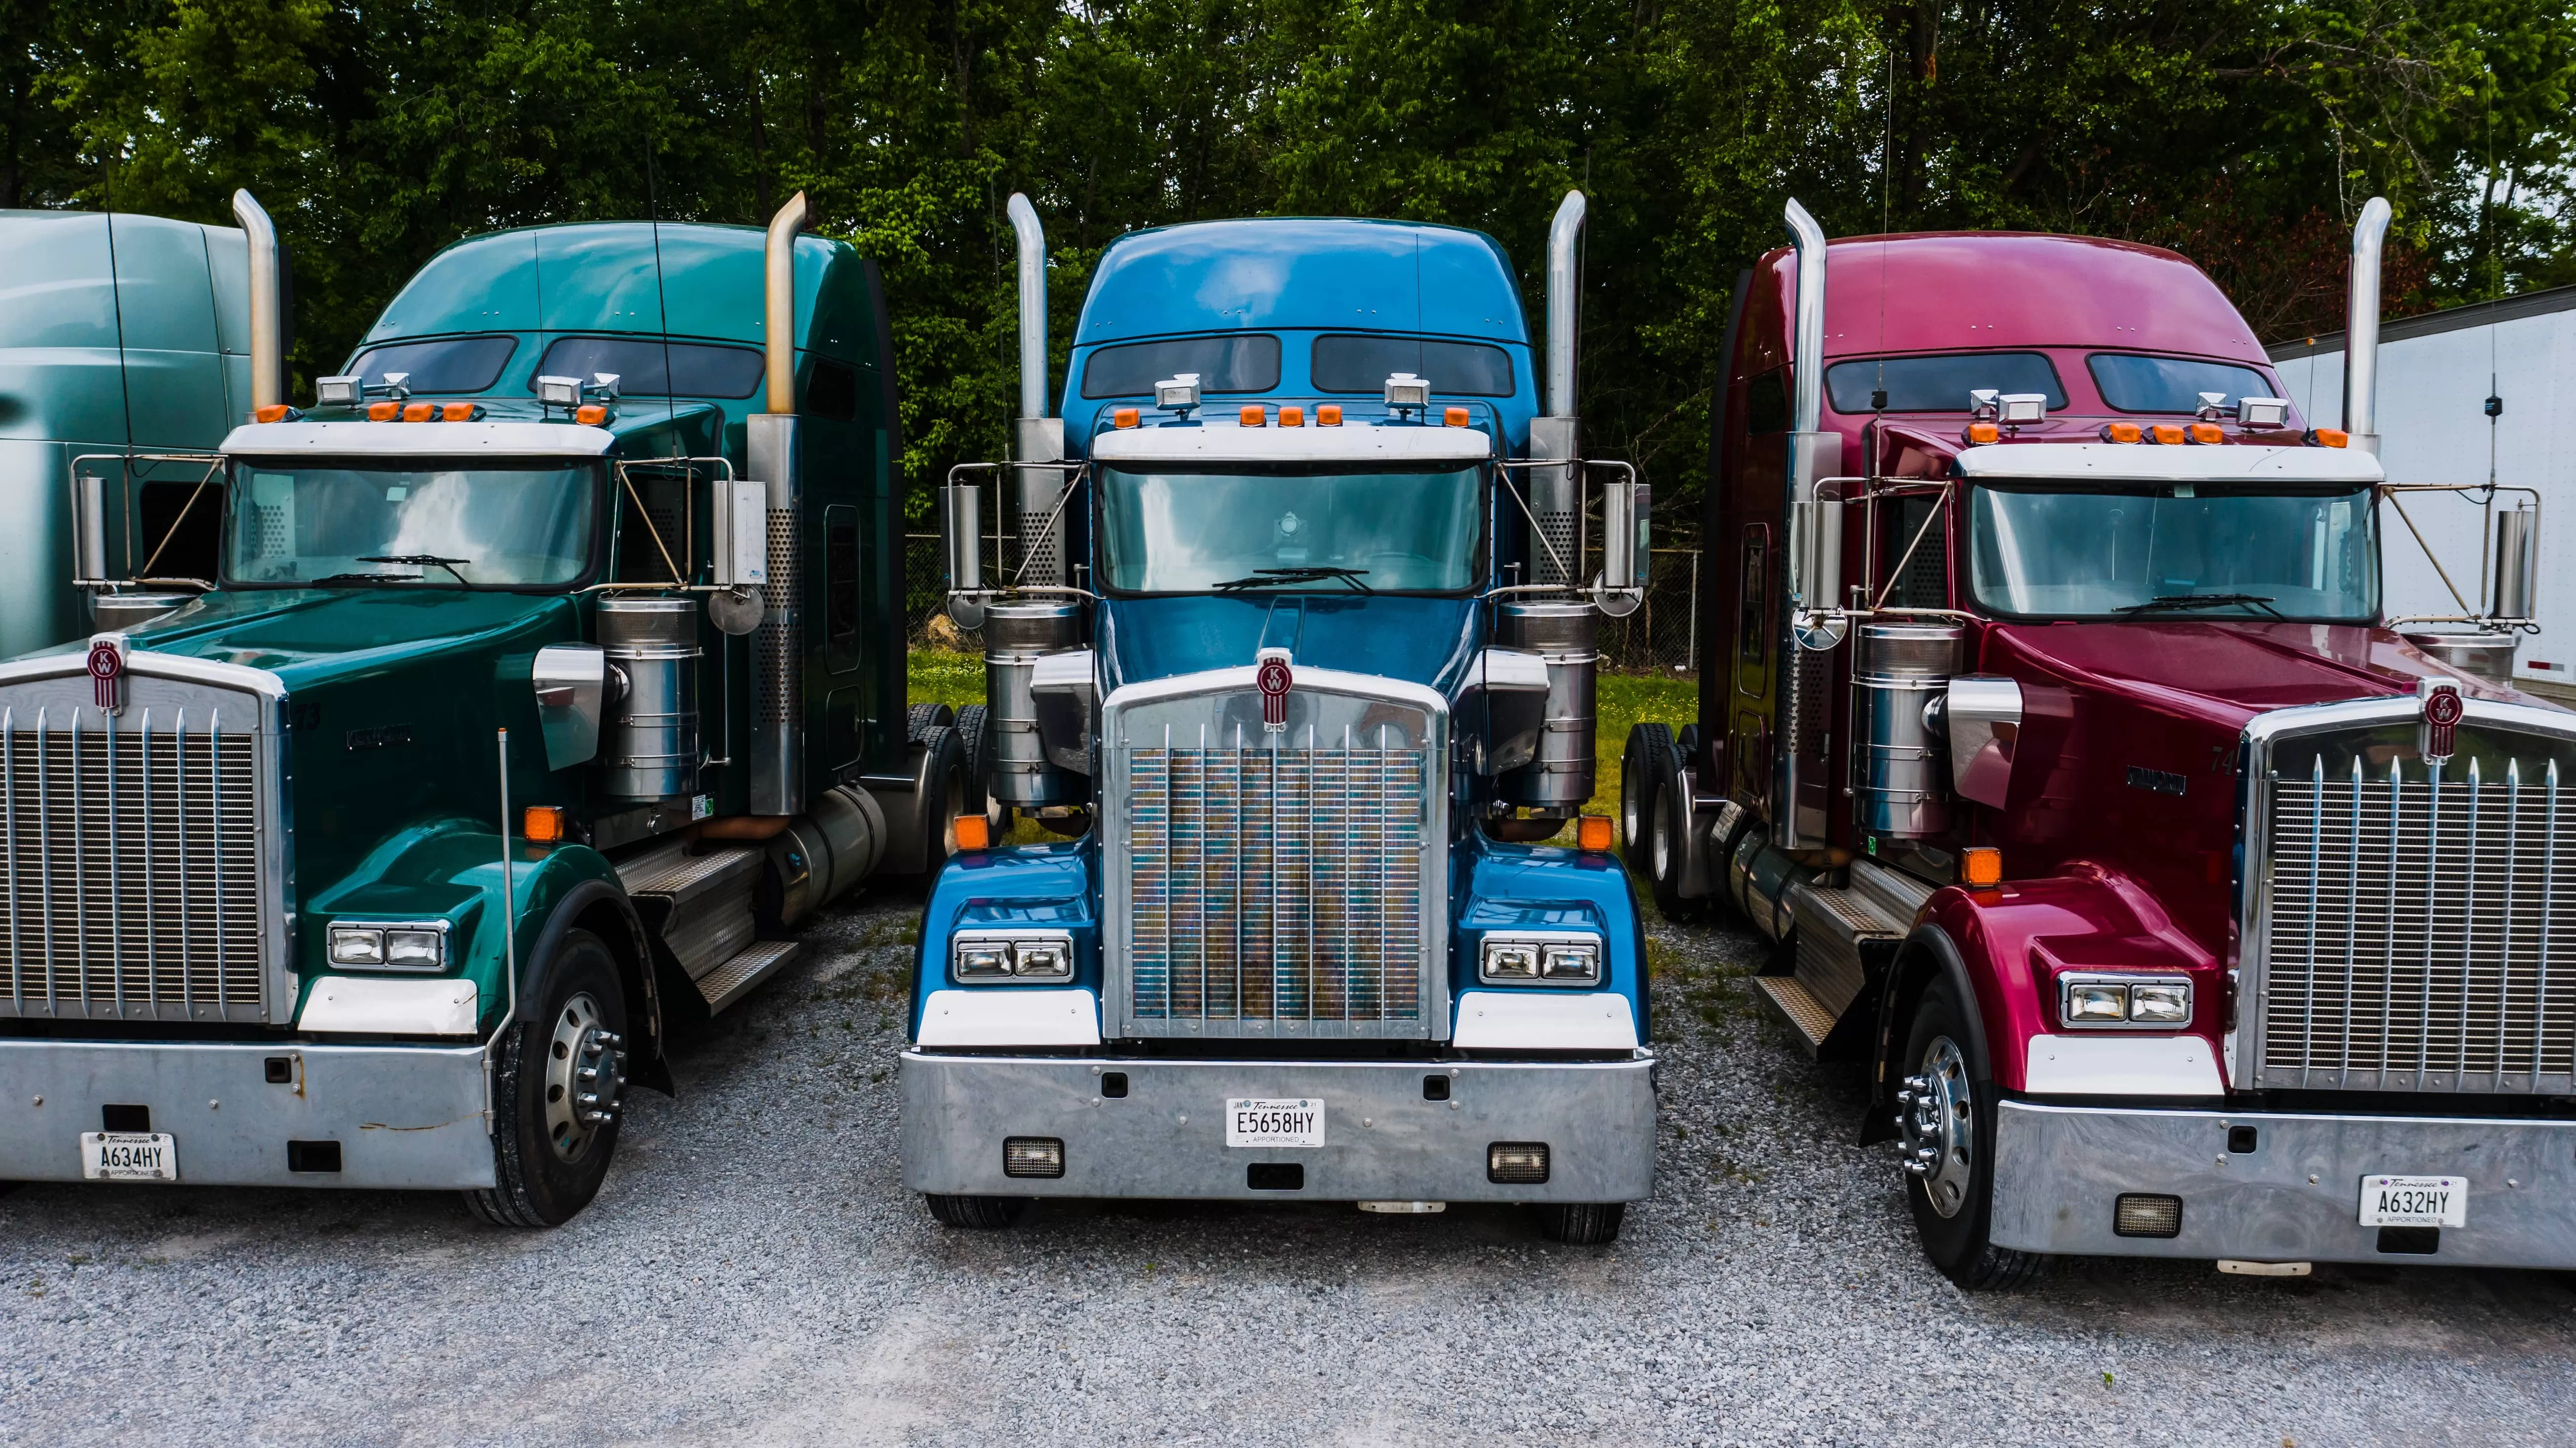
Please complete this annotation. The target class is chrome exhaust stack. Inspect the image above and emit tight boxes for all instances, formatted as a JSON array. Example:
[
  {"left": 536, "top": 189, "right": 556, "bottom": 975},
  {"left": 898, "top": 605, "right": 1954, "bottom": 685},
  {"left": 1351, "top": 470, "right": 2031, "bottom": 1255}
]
[
  {"left": 1528, "top": 191, "right": 1586, "bottom": 589},
  {"left": 2341, "top": 197, "right": 2391, "bottom": 458},
  {"left": 230, "top": 189, "right": 284, "bottom": 417},
  {"left": 748, "top": 191, "right": 810, "bottom": 817},
  {"left": 1784, "top": 198, "right": 1845, "bottom": 652},
  {"left": 1007, "top": 194, "right": 1068, "bottom": 588}
]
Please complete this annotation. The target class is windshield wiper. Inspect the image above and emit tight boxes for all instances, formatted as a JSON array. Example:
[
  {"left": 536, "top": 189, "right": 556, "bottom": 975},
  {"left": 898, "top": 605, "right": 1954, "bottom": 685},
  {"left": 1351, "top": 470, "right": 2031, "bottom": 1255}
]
[
  {"left": 2114, "top": 593, "right": 2282, "bottom": 617},
  {"left": 313, "top": 571, "right": 423, "bottom": 585},
  {"left": 360, "top": 554, "right": 475, "bottom": 588},
  {"left": 1210, "top": 566, "right": 1374, "bottom": 595}
]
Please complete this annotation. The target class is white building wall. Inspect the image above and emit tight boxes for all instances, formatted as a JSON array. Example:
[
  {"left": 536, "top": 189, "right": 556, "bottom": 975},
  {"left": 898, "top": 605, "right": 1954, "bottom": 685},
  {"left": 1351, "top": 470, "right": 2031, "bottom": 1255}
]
[{"left": 2273, "top": 299, "right": 2576, "bottom": 690}]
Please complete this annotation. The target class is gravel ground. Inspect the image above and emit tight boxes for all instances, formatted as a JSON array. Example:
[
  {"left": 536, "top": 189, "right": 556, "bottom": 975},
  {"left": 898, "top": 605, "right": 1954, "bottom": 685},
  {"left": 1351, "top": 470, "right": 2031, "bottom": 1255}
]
[{"left": 3, "top": 887, "right": 2573, "bottom": 1447}]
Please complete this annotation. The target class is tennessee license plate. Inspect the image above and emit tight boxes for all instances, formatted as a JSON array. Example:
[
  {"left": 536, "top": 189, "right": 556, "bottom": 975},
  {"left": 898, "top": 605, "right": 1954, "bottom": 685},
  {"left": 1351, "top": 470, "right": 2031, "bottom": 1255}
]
[
  {"left": 2360, "top": 1174, "right": 2467, "bottom": 1228},
  {"left": 1224, "top": 1098, "right": 1325, "bottom": 1148},
  {"left": 81, "top": 1132, "right": 178, "bottom": 1182}
]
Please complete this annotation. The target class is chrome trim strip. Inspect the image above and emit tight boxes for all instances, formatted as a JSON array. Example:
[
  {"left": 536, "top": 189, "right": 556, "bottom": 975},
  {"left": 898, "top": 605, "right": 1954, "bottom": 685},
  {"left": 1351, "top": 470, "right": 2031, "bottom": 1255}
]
[{"left": 0, "top": 649, "right": 287, "bottom": 709}]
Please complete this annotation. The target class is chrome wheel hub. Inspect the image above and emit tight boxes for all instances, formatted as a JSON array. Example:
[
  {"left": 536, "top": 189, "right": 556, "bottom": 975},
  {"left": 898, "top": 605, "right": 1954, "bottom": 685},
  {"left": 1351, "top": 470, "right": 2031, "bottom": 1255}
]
[
  {"left": 542, "top": 992, "right": 625, "bottom": 1163},
  {"left": 1897, "top": 1035, "right": 1974, "bottom": 1219}
]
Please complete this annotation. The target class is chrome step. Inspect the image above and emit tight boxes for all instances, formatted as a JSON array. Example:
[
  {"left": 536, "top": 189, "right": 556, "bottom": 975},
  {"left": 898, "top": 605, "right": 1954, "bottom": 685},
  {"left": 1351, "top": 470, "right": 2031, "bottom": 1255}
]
[
  {"left": 619, "top": 843, "right": 762, "bottom": 979},
  {"left": 694, "top": 939, "right": 800, "bottom": 1015},
  {"left": 1753, "top": 974, "right": 1838, "bottom": 1056}
]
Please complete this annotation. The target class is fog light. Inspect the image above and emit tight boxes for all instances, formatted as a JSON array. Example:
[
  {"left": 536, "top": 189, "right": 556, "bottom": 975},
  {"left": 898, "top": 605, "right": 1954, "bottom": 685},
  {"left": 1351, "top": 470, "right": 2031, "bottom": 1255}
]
[
  {"left": 1003, "top": 1137, "right": 1064, "bottom": 1179},
  {"left": 1488, "top": 1142, "right": 1549, "bottom": 1184},
  {"left": 2128, "top": 982, "right": 2190, "bottom": 1023},
  {"left": 2066, "top": 984, "right": 2127, "bottom": 1023},
  {"left": 383, "top": 928, "right": 446, "bottom": 970},
  {"left": 328, "top": 926, "right": 385, "bottom": 966},
  {"left": 2115, "top": 1193, "right": 2182, "bottom": 1238}
]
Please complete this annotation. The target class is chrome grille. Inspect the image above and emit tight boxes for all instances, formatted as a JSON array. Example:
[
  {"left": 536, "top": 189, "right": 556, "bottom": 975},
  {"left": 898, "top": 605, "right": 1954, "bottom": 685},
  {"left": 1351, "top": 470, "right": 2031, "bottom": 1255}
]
[
  {"left": 1123, "top": 735, "right": 1430, "bottom": 1033},
  {"left": 2260, "top": 752, "right": 2576, "bottom": 1092},
  {"left": 0, "top": 703, "right": 266, "bottom": 1022}
]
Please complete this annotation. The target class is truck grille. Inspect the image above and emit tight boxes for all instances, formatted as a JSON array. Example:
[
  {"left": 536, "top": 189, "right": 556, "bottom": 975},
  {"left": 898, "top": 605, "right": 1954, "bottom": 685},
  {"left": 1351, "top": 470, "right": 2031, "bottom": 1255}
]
[
  {"left": 2261, "top": 752, "right": 2576, "bottom": 1092},
  {"left": 1124, "top": 743, "right": 1429, "bottom": 1032},
  {"left": 0, "top": 704, "right": 267, "bottom": 1022}
]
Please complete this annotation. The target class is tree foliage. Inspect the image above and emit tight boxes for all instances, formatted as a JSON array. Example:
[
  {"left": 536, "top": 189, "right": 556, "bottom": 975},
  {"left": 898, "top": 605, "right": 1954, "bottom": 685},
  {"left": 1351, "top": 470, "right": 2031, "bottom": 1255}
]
[{"left": 10, "top": 0, "right": 2573, "bottom": 531}]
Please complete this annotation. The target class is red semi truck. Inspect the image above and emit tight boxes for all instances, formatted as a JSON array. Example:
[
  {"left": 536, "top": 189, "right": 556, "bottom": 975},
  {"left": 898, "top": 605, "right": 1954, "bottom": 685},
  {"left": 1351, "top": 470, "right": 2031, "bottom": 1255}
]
[{"left": 1627, "top": 199, "right": 2574, "bottom": 1286}]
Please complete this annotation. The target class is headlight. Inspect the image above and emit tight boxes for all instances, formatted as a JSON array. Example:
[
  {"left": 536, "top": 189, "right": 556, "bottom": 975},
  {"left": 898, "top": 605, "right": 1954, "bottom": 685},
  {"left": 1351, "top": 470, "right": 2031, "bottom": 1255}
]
[
  {"left": 952, "top": 932, "right": 1076, "bottom": 983},
  {"left": 1481, "top": 933, "right": 1603, "bottom": 986},
  {"left": 328, "top": 921, "right": 448, "bottom": 971},
  {"left": 2058, "top": 974, "right": 2193, "bottom": 1029}
]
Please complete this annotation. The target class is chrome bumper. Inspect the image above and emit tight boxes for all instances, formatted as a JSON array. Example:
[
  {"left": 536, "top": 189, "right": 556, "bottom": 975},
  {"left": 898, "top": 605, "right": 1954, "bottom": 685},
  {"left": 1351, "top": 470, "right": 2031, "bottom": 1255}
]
[
  {"left": 901, "top": 1052, "right": 1656, "bottom": 1202},
  {"left": 1991, "top": 1099, "right": 2576, "bottom": 1267},
  {"left": 0, "top": 1039, "right": 496, "bottom": 1190}
]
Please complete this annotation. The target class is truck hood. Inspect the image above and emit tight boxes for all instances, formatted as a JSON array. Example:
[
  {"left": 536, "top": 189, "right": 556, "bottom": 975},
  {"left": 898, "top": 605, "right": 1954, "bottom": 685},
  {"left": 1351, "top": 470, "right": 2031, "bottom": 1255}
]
[
  {"left": 1097, "top": 595, "right": 1481, "bottom": 694},
  {"left": 1987, "top": 620, "right": 2548, "bottom": 731},
  {"left": 51, "top": 588, "right": 570, "bottom": 692}
]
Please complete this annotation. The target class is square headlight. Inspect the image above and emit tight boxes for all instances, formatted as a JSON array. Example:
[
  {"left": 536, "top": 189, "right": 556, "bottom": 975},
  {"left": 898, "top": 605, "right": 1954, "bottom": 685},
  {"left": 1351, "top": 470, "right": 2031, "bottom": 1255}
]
[
  {"left": 328, "top": 925, "right": 384, "bottom": 966},
  {"left": 954, "top": 942, "right": 1012, "bottom": 980},
  {"left": 2064, "top": 983, "right": 2128, "bottom": 1024},
  {"left": 383, "top": 928, "right": 446, "bottom": 970},
  {"left": 1012, "top": 941, "right": 1071, "bottom": 980},
  {"left": 1481, "top": 942, "right": 1539, "bottom": 980},
  {"left": 952, "top": 932, "right": 1075, "bottom": 984},
  {"left": 2128, "top": 981, "right": 2191, "bottom": 1023},
  {"left": 1541, "top": 944, "right": 1599, "bottom": 981},
  {"left": 1482, "top": 933, "right": 1602, "bottom": 986}
]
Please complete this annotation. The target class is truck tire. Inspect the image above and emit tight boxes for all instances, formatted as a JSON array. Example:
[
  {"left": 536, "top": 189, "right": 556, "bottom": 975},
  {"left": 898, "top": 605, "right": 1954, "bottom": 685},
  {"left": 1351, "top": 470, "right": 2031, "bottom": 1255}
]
[
  {"left": 906, "top": 702, "right": 954, "bottom": 743},
  {"left": 954, "top": 704, "right": 994, "bottom": 821},
  {"left": 1533, "top": 1202, "right": 1625, "bottom": 1244},
  {"left": 911, "top": 724, "right": 968, "bottom": 877},
  {"left": 465, "top": 929, "right": 629, "bottom": 1229},
  {"left": 1899, "top": 977, "right": 2045, "bottom": 1291},
  {"left": 1620, "top": 723, "right": 1672, "bottom": 870},
  {"left": 925, "top": 1193, "right": 1034, "bottom": 1229}
]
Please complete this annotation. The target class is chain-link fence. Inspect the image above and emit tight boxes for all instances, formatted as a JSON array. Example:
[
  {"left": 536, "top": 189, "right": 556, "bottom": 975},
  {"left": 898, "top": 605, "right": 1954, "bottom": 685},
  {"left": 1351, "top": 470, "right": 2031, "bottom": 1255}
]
[{"left": 904, "top": 533, "right": 1702, "bottom": 675}]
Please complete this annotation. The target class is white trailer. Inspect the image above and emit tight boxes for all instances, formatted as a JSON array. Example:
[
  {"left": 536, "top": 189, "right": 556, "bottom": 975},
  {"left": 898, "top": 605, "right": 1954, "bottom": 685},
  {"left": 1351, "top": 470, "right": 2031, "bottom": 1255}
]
[{"left": 2272, "top": 286, "right": 2574, "bottom": 702}]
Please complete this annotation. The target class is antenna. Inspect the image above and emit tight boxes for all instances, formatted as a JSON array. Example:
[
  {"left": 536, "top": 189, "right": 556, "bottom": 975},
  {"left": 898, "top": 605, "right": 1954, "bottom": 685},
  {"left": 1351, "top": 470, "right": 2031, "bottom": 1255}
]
[{"left": 646, "top": 138, "right": 676, "bottom": 424}]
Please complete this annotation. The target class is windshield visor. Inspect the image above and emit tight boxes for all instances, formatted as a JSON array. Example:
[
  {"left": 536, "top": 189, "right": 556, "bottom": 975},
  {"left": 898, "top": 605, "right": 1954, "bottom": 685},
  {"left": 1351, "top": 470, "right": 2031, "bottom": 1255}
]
[
  {"left": 1968, "top": 483, "right": 2377, "bottom": 620},
  {"left": 1099, "top": 465, "right": 1482, "bottom": 595},
  {"left": 226, "top": 459, "right": 599, "bottom": 588}
]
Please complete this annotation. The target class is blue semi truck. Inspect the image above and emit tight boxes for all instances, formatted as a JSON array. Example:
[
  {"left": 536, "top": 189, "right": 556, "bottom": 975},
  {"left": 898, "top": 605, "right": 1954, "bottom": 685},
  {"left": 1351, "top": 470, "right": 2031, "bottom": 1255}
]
[{"left": 905, "top": 193, "right": 1657, "bottom": 1242}]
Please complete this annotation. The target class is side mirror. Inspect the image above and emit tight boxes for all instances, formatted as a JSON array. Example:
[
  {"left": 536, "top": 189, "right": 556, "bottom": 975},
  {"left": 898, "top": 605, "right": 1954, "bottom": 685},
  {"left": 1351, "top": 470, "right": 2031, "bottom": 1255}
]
[
  {"left": 714, "top": 480, "right": 768, "bottom": 589},
  {"left": 943, "top": 481, "right": 986, "bottom": 629},
  {"left": 1599, "top": 476, "right": 1650, "bottom": 618},
  {"left": 532, "top": 644, "right": 606, "bottom": 769}
]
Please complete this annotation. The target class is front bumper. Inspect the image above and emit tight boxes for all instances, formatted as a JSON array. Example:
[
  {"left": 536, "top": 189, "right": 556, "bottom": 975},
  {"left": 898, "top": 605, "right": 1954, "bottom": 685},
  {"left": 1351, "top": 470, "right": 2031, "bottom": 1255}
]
[
  {"left": 0, "top": 1039, "right": 496, "bottom": 1190},
  {"left": 902, "top": 1052, "right": 1657, "bottom": 1202},
  {"left": 1991, "top": 1099, "right": 2576, "bottom": 1267}
]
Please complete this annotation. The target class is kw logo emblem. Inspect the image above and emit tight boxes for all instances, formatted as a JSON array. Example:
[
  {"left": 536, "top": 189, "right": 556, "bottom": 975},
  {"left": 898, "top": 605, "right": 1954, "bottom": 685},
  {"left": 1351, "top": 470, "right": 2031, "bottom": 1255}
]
[
  {"left": 2420, "top": 678, "right": 2463, "bottom": 764},
  {"left": 84, "top": 636, "right": 125, "bottom": 714},
  {"left": 1256, "top": 648, "right": 1293, "bottom": 730}
]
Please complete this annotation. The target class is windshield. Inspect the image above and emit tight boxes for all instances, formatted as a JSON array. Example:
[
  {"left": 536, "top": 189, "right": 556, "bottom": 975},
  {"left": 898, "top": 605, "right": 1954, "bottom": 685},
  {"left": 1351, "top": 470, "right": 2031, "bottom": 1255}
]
[
  {"left": 226, "top": 459, "right": 599, "bottom": 588},
  {"left": 1099, "top": 465, "right": 1483, "bottom": 594},
  {"left": 1969, "top": 483, "right": 2376, "bottom": 620}
]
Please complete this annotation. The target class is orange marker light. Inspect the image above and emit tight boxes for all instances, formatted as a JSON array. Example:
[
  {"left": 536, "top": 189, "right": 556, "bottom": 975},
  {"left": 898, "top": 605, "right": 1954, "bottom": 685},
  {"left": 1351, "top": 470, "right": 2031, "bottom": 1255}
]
[
  {"left": 954, "top": 814, "right": 991, "bottom": 851},
  {"left": 1962, "top": 847, "right": 2003, "bottom": 888},
  {"left": 576, "top": 404, "right": 607, "bottom": 426},
  {"left": 1317, "top": 404, "right": 1343, "bottom": 426},
  {"left": 1444, "top": 406, "right": 1470, "bottom": 427},
  {"left": 522, "top": 806, "right": 568, "bottom": 844},
  {"left": 1577, "top": 814, "right": 1614, "bottom": 853},
  {"left": 402, "top": 402, "right": 434, "bottom": 423},
  {"left": 2186, "top": 422, "right": 2224, "bottom": 445},
  {"left": 1280, "top": 405, "right": 1305, "bottom": 427},
  {"left": 1240, "top": 404, "right": 1267, "bottom": 426},
  {"left": 254, "top": 403, "right": 292, "bottom": 424},
  {"left": 1964, "top": 422, "right": 2001, "bottom": 445},
  {"left": 2308, "top": 427, "right": 2349, "bottom": 448},
  {"left": 441, "top": 402, "right": 478, "bottom": 422},
  {"left": 368, "top": 401, "right": 399, "bottom": 422},
  {"left": 1113, "top": 407, "right": 1140, "bottom": 429},
  {"left": 2149, "top": 424, "right": 2186, "bottom": 445},
  {"left": 2100, "top": 422, "right": 2142, "bottom": 444}
]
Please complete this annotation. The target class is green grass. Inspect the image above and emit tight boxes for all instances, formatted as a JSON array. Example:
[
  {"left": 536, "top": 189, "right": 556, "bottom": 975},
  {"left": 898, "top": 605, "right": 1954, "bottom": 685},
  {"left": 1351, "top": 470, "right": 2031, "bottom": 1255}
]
[{"left": 909, "top": 648, "right": 1701, "bottom": 844}]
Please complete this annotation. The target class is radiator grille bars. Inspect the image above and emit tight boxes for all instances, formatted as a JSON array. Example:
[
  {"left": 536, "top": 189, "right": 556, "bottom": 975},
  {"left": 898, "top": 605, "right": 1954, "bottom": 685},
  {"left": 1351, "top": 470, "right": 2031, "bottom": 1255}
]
[
  {"left": 0, "top": 705, "right": 265, "bottom": 1022},
  {"left": 2263, "top": 753, "right": 2576, "bottom": 1091},
  {"left": 1125, "top": 729, "right": 1427, "bottom": 1030}
]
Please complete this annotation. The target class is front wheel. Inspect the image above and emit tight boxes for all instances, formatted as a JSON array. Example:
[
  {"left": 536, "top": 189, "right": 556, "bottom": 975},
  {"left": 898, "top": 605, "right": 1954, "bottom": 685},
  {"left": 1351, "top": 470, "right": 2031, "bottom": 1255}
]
[
  {"left": 1533, "top": 1202, "right": 1625, "bottom": 1244},
  {"left": 465, "top": 929, "right": 629, "bottom": 1229},
  {"left": 925, "top": 1193, "right": 1034, "bottom": 1229},
  {"left": 1898, "top": 977, "right": 2044, "bottom": 1290}
]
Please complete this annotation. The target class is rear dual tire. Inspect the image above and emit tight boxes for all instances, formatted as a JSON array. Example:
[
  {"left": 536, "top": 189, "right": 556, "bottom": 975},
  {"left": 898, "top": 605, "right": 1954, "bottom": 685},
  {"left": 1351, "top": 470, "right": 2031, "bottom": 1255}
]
[
  {"left": 1534, "top": 1202, "right": 1626, "bottom": 1244},
  {"left": 925, "top": 1193, "right": 1034, "bottom": 1229}
]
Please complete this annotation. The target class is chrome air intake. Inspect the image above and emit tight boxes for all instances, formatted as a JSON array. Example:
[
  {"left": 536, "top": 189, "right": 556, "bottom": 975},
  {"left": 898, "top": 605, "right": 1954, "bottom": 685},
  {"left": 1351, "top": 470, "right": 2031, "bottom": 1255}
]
[
  {"left": 598, "top": 598, "right": 700, "bottom": 800},
  {"left": 1854, "top": 623, "right": 1961, "bottom": 837},
  {"left": 1496, "top": 601, "right": 1596, "bottom": 809},
  {"left": 1101, "top": 668, "right": 1448, "bottom": 1039},
  {"left": 983, "top": 598, "right": 1081, "bottom": 806}
]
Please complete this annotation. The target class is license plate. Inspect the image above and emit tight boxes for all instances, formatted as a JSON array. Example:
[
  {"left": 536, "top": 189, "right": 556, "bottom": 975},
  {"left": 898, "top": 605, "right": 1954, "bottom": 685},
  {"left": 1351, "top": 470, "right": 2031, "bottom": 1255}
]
[
  {"left": 81, "top": 1132, "right": 177, "bottom": 1182},
  {"left": 1224, "top": 1098, "right": 1324, "bottom": 1149},
  {"left": 2360, "top": 1174, "right": 2467, "bottom": 1228}
]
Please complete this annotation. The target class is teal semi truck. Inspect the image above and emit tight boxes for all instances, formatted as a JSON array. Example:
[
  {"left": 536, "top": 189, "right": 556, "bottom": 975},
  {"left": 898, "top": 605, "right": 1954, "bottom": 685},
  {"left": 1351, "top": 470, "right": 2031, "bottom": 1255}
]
[
  {"left": 0, "top": 194, "right": 959, "bottom": 1225},
  {"left": 0, "top": 200, "right": 284, "bottom": 656}
]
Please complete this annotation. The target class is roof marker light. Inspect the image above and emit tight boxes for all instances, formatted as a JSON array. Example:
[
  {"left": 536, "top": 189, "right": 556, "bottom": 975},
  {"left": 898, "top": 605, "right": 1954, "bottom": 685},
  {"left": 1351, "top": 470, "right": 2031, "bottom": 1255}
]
[
  {"left": 1443, "top": 406, "right": 1470, "bottom": 427},
  {"left": 1279, "top": 405, "right": 1304, "bottom": 427},
  {"left": 253, "top": 404, "right": 295, "bottom": 424},
  {"left": 1317, "top": 405, "right": 1342, "bottom": 426},
  {"left": 368, "top": 401, "right": 399, "bottom": 422},
  {"left": 2149, "top": 424, "right": 2186, "bottom": 445},
  {"left": 402, "top": 402, "right": 434, "bottom": 423},
  {"left": 576, "top": 405, "right": 608, "bottom": 426},
  {"left": 2101, "top": 422, "right": 2142, "bottom": 444},
  {"left": 2186, "top": 422, "right": 2224, "bottom": 445},
  {"left": 1113, "top": 407, "right": 1140, "bottom": 429},
  {"left": 441, "top": 402, "right": 483, "bottom": 422},
  {"left": 1240, "top": 404, "right": 1267, "bottom": 427},
  {"left": 2307, "top": 427, "right": 2349, "bottom": 448},
  {"left": 1963, "top": 422, "right": 2000, "bottom": 445}
]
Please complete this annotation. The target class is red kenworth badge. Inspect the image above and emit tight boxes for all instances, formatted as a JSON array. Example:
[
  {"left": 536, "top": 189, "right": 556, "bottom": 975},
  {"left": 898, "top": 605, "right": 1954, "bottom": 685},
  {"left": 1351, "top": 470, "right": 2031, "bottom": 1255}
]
[
  {"left": 1256, "top": 648, "right": 1293, "bottom": 730},
  {"left": 85, "top": 636, "right": 125, "bottom": 713},
  {"left": 2421, "top": 677, "right": 2463, "bottom": 765}
]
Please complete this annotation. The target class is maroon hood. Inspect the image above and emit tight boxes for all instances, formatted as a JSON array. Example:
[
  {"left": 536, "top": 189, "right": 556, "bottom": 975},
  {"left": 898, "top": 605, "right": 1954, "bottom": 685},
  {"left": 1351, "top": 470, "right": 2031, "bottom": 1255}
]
[{"left": 1984, "top": 621, "right": 2543, "bottom": 731}]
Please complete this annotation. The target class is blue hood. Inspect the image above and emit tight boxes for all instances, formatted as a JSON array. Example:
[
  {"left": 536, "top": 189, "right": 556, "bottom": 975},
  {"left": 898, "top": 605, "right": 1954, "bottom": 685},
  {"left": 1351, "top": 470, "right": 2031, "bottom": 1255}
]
[{"left": 1097, "top": 595, "right": 1481, "bottom": 693}]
